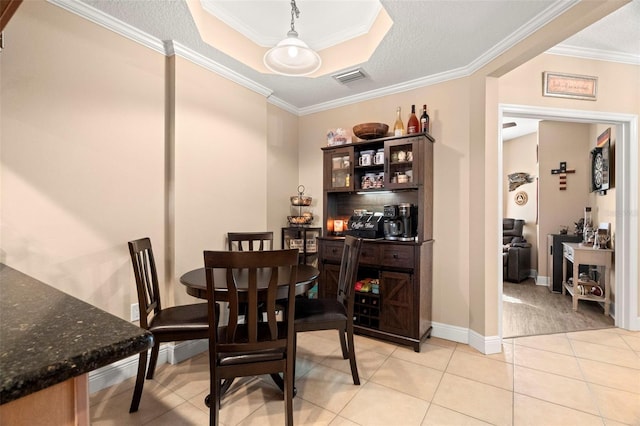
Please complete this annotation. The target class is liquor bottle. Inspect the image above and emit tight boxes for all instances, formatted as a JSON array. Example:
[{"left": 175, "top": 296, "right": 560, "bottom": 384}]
[
  {"left": 420, "top": 104, "right": 430, "bottom": 133},
  {"left": 393, "top": 107, "right": 405, "bottom": 136},
  {"left": 407, "top": 105, "right": 419, "bottom": 134}
]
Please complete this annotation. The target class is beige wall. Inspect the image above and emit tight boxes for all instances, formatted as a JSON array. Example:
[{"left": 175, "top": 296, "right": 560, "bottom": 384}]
[
  {"left": 503, "top": 132, "right": 538, "bottom": 271},
  {"left": 0, "top": 1, "right": 165, "bottom": 316},
  {"left": 537, "top": 121, "right": 591, "bottom": 278},
  {"left": 172, "top": 56, "right": 270, "bottom": 305},
  {"left": 267, "top": 104, "right": 301, "bottom": 248},
  {"left": 0, "top": 1, "right": 297, "bottom": 318}
]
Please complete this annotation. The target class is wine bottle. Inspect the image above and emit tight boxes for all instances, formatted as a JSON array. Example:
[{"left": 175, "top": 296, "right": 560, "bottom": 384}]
[
  {"left": 420, "top": 104, "right": 430, "bottom": 133},
  {"left": 407, "top": 104, "right": 419, "bottom": 134},
  {"left": 394, "top": 107, "right": 405, "bottom": 136}
]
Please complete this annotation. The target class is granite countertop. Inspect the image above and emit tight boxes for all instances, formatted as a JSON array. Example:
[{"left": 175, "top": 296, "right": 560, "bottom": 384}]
[{"left": 0, "top": 263, "right": 153, "bottom": 404}]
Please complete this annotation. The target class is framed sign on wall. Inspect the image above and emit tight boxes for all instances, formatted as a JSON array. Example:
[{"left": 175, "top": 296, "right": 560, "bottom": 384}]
[{"left": 543, "top": 72, "right": 598, "bottom": 101}]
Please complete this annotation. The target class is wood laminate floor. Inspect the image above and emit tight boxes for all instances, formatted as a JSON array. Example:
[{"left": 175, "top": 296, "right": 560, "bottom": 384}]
[{"left": 503, "top": 278, "right": 614, "bottom": 338}]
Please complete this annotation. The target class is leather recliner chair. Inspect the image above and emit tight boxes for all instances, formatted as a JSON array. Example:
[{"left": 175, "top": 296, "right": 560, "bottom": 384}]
[{"left": 503, "top": 218, "right": 531, "bottom": 282}]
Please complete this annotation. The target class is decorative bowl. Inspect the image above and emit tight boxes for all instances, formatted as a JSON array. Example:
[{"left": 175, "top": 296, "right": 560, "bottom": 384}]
[
  {"left": 290, "top": 195, "right": 312, "bottom": 206},
  {"left": 353, "top": 123, "right": 389, "bottom": 140},
  {"left": 288, "top": 215, "right": 313, "bottom": 225}
]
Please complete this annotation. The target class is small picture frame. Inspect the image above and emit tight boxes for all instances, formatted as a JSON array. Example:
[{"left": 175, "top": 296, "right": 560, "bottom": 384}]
[{"left": 543, "top": 72, "right": 597, "bottom": 101}]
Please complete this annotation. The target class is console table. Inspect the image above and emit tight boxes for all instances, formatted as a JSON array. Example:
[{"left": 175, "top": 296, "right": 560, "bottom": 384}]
[{"left": 561, "top": 242, "right": 613, "bottom": 315}]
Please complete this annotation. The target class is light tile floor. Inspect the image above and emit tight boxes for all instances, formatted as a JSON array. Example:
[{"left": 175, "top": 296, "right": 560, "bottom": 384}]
[{"left": 91, "top": 328, "right": 640, "bottom": 425}]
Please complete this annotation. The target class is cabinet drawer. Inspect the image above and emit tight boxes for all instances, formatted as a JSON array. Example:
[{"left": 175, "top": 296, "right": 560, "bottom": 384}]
[
  {"left": 381, "top": 244, "right": 415, "bottom": 269},
  {"left": 321, "top": 240, "right": 344, "bottom": 263},
  {"left": 359, "top": 244, "right": 380, "bottom": 266}
]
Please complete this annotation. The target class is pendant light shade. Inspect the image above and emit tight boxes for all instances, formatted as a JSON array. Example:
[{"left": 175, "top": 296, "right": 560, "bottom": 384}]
[{"left": 263, "top": 1, "right": 321, "bottom": 76}]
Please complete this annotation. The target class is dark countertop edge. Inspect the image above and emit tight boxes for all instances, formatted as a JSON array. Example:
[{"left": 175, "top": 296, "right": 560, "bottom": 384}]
[
  {"left": 0, "top": 264, "right": 154, "bottom": 405},
  {"left": 0, "top": 332, "right": 153, "bottom": 405}
]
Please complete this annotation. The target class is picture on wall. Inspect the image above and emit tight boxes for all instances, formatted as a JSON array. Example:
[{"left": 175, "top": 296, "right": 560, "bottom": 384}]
[{"left": 591, "top": 128, "right": 611, "bottom": 194}]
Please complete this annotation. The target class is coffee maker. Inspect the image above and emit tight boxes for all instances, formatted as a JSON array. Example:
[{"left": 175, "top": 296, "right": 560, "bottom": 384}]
[
  {"left": 398, "top": 203, "right": 417, "bottom": 241},
  {"left": 383, "top": 205, "right": 403, "bottom": 240}
]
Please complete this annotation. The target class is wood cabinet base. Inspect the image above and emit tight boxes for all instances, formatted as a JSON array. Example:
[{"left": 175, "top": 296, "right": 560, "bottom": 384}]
[
  {"left": 355, "top": 324, "right": 432, "bottom": 352},
  {"left": 0, "top": 374, "right": 89, "bottom": 426}
]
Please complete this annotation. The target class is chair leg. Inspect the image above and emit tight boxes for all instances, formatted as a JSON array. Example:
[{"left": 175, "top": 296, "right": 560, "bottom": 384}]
[
  {"left": 146, "top": 343, "right": 160, "bottom": 379},
  {"left": 346, "top": 325, "right": 360, "bottom": 385},
  {"left": 285, "top": 360, "right": 294, "bottom": 426},
  {"left": 209, "top": 380, "right": 220, "bottom": 425},
  {"left": 129, "top": 350, "right": 148, "bottom": 413},
  {"left": 338, "top": 328, "right": 348, "bottom": 359}
]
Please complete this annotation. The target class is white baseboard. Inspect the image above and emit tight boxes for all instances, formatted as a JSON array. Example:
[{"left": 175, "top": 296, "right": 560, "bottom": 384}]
[
  {"left": 468, "top": 330, "right": 502, "bottom": 354},
  {"left": 431, "top": 321, "right": 469, "bottom": 344},
  {"left": 168, "top": 339, "right": 208, "bottom": 365},
  {"left": 432, "top": 322, "right": 502, "bottom": 355},
  {"left": 88, "top": 339, "right": 208, "bottom": 394}
]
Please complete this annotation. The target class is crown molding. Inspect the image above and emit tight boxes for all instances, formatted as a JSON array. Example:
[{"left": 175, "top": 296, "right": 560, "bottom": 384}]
[
  {"left": 548, "top": 44, "right": 640, "bottom": 66},
  {"left": 266, "top": 95, "right": 299, "bottom": 116},
  {"left": 47, "top": 0, "right": 273, "bottom": 99},
  {"left": 170, "top": 42, "right": 273, "bottom": 98},
  {"left": 298, "top": 66, "right": 469, "bottom": 116},
  {"left": 47, "top": 0, "right": 165, "bottom": 54},
  {"left": 464, "top": 0, "right": 579, "bottom": 74}
]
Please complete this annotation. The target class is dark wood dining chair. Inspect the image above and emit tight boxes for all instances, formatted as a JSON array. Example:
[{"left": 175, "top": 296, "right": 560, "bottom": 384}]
[
  {"left": 294, "top": 235, "right": 363, "bottom": 385},
  {"left": 203, "top": 249, "right": 298, "bottom": 426},
  {"left": 128, "top": 237, "right": 211, "bottom": 413},
  {"left": 227, "top": 231, "right": 273, "bottom": 251}
]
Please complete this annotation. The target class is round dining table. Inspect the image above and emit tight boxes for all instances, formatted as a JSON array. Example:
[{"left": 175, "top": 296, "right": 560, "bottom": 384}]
[
  {"left": 179, "top": 263, "right": 319, "bottom": 400},
  {"left": 179, "top": 264, "right": 319, "bottom": 300}
]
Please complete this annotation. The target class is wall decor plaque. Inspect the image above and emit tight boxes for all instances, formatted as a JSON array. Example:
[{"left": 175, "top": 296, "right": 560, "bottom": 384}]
[
  {"left": 543, "top": 72, "right": 597, "bottom": 100},
  {"left": 514, "top": 191, "right": 528, "bottom": 206}
]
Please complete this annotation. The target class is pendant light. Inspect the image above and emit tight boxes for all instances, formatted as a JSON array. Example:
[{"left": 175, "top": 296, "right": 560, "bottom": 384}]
[{"left": 263, "top": 0, "right": 321, "bottom": 76}]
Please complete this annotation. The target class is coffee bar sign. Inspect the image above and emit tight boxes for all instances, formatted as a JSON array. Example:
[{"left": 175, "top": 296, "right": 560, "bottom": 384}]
[{"left": 543, "top": 72, "right": 598, "bottom": 100}]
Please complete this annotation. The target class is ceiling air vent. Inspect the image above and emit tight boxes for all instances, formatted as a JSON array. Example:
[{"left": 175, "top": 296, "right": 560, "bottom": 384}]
[{"left": 333, "top": 68, "right": 367, "bottom": 84}]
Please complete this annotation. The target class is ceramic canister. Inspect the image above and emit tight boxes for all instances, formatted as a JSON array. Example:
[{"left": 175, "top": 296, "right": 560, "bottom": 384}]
[
  {"left": 359, "top": 150, "right": 374, "bottom": 166},
  {"left": 374, "top": 149, "right": 385, "bottom": 165}
]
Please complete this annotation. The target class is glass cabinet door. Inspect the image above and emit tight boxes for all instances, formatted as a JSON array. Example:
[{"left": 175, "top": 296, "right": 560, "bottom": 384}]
[
  {"left": 324, "top": 147, "right": 353, "bottom": 191},
  {"left": 385, "top": 137, "right": 421, "bottom": 189}
]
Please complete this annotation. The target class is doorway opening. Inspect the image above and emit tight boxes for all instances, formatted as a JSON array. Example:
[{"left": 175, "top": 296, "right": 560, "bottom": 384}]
[{"left": 498, "top": 104, "right": 639, "bottom": 338}]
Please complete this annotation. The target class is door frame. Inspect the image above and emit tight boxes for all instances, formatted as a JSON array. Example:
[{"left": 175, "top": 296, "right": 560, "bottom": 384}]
[{"left": 498, "top": 104, "right": 639, "bottom": 334}]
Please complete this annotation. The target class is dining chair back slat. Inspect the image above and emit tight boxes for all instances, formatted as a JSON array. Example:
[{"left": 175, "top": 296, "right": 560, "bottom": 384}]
[
  {"left": 129, "top": 238, "right": 160, "bottom": 328},
  {"left": 227, "top": 231, "right": 273, "bottom": 252}
]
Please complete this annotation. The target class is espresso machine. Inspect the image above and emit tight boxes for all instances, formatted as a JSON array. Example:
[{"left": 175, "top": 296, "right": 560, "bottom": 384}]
[
  {"left": 398, "top": 203, "right": 417, "bottom": 241},
  {"left": 383, "top": 205, "right": 403, "bottom": 240}
]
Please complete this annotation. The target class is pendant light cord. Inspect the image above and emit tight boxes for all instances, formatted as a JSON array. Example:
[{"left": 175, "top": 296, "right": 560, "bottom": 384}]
[{"left": 290, "top": 0, "right": 300, "bottom": 32}]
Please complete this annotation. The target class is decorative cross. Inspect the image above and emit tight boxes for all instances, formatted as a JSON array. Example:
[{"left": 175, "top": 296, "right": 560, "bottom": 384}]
[{"left": 551, "top": 161, "right": 575, "bottom": 190}]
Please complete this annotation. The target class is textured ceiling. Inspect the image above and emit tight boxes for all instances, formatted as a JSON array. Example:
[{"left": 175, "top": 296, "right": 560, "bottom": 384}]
[{"left": 58, "top": 0, "right": 640, "bottom": 114}]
